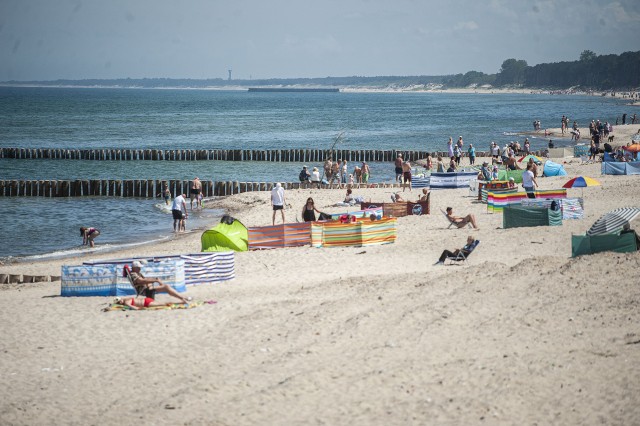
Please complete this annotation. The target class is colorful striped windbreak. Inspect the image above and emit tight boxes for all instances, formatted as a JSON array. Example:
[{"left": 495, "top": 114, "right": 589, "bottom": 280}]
[
  {"left": 487, "top": 189, "right": 568, "bottom": 213},
  {"left": 311, "top": 217, "right": 397, "bottom": 248},
  {"left": 248, "top": 222, "right": 312, "bottom": 250}
]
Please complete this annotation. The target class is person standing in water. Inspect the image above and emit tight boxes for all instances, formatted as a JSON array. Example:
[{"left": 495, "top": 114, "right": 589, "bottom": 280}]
[{"left": 80, "top": 227, "right": 100, "bottom": 248}]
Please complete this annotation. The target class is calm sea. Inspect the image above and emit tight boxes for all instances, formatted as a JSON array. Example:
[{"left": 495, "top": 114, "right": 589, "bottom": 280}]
[{"left": 0, "top": 87, "right": 629, "bottom": 260}]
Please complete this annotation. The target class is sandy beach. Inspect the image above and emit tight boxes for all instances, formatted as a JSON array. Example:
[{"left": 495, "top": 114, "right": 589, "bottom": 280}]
[{"left": 1, "top": 125, "right": 639, "bottom": 425}]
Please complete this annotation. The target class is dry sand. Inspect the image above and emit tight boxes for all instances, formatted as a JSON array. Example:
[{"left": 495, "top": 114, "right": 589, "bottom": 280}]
[{"left": 1, "top": 126, "right": 640, "bottom": 425}]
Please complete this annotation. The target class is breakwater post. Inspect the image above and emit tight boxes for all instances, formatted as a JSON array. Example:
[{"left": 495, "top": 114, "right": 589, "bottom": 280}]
[
  {"left": 0, "top": 179, "right": 402, "bottom": 197},
  {"left": 0, "top": 147, "right": 494, "bottom": 163}
]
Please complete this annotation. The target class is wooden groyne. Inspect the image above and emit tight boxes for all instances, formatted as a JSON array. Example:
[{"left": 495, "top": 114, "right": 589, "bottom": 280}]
[
  {"left": 0, "top": 179, "right": 401, "bottom": 198},
  {"left": 0, "top": 147, "right": 491, "bottom": 163}
]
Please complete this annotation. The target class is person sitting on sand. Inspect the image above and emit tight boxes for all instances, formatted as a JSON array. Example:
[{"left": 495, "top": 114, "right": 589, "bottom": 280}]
[
  {"left": 113, "top": 296, "right": 175, "bottom": 310},
  {"left": 393, "top": 192, "right": 405, "bottom": 202},
  {"left": 447, "top": 156, "right": 457, "bottom": 172},
  {"left": 129, "top": 260, "right": 191, "bottom": 304},
  {"left": 434, "top": 235, "right": 477, "bottom": 265},
  {"left": 506, "top": 155, "right": 521, "bottom": 171},
  {"left": 418, "top": 188, "right": 429, "bottom": 202},
  {"left": 302, "top": 197, "right": 321, "bottom": 222},
  {"left": 507, "top": 177, "right": 516, "bottom": 189},
  {"left": 477, "top": 162, "right": 492, "bottom": 181},
  {"left": 446, "top": 207, "right": 479, "bottom": 229},
  {"left": 344, "top": 188, "right": 355, "bottom": 204},
  {"left": 80, "top": 227, "right": 100, "bottom": 248}
]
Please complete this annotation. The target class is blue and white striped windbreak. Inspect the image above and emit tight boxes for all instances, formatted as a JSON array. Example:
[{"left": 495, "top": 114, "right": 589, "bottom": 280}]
[{"left": 586, "top": 207, "right": 640, "bottom": 236}]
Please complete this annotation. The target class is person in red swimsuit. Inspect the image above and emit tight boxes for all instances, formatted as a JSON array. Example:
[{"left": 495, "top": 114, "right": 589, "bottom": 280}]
[{"left": 113, "top": 297, "right": 174, "bottom": 310}]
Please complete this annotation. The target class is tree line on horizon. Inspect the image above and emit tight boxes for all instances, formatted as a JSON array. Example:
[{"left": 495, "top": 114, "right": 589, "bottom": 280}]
[
  {"left": 3, "top": 50, "right": 638, "bottom": 91},
  {"left": 446, "top": 50, "right": 640, "bottom": 90}
]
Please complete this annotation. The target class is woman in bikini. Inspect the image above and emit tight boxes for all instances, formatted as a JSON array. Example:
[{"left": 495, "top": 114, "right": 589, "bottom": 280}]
[
  {"left": 80, "top": 227, "right": 100, "bottom": 248},
  {"left": 113, "top": 297, "right": 174, "bottom": 310}
]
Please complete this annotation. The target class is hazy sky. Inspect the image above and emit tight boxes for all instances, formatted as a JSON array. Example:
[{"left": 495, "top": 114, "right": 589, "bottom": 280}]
[{"left": 1, "top": 0, "right": 638, "bottom": 81}]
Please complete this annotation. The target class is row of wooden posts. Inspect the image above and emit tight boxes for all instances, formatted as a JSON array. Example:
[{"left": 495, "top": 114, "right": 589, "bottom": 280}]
[
  {"left": 0, "top": 179, "right": 402, "bottom": 198},
  {"left": 1, "top": 147, "right": 492, "bottom": 163},
  {"left": 0, "top": 273, "right": 60, "bottom": 284}
]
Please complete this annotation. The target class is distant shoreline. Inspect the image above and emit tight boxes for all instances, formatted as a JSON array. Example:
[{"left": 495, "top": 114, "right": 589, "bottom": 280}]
[{"left": 1, "top": 83, "right": 631, "bottom": 97}]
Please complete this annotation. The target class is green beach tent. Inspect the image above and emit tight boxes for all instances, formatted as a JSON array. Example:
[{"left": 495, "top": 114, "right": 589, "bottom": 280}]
[{"left": 201, "top": 216, "right": 248, "bottom": 252}]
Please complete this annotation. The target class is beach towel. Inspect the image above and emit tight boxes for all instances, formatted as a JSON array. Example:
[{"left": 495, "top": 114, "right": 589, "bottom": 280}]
[{"left": 102, "top": 300, "right": 217, "bottom": 312}]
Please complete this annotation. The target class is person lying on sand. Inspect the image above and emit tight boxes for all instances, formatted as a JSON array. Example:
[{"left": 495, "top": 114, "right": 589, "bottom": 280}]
[{"left": 113, "top": 297, "right": 175, "bottom": 310}]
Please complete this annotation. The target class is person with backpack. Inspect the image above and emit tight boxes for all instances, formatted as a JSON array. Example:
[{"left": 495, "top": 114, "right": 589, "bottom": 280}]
[{"left": 299, "top": 166, "right": 310, "bottom": 183}]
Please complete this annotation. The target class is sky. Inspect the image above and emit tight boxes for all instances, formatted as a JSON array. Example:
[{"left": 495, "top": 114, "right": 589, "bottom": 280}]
[{"left": 1, "top": 0, "right": 639, "bottom": 81}]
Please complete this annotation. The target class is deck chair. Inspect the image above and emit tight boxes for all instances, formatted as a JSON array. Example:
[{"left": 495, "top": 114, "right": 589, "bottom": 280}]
[
  {"left": 441, "top": 209, "right": 473, "bottom": 229},
  {"left": 445, "top": 240, "right": 480, "bottom": 265},
  {"left": 123, "top": 264, "right": 156, "bottom": 299}
]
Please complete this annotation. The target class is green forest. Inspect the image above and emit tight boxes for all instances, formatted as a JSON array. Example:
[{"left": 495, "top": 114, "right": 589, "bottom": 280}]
[{"left": 3, "top": 50, "right": 639, "bottom": 91}]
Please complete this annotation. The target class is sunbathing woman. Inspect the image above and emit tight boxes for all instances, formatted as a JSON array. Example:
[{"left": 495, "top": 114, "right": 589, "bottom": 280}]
[
  {"left": 113, "top": 297, "right": 175, "bottom": 310},
  {"left": 446, "top": 207, "right": 479, "bottom": 229}
]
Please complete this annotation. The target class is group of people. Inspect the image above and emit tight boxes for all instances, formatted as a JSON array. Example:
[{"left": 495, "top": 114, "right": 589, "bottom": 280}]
[{"left": 307, "top": 159, "right": 371, "bottom": 186}]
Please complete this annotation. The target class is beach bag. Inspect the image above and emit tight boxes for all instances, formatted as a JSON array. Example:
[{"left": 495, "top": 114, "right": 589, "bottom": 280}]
[{"left": 318, "top": 212, "right": 332, "bottom": 221}]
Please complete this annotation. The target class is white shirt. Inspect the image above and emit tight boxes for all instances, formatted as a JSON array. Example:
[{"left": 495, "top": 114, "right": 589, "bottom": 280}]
[
  {"left": 311, "top": 171, "right": 320, "bottom": 182},
  {"left": 522, "top": 170, "right": 534, "bottom": 188},
  {"left": 271, "top": 186, "right": 285, "bottom": 206},
  {"left": 171, "top": 194, "right": 185, "bottom": 211}
]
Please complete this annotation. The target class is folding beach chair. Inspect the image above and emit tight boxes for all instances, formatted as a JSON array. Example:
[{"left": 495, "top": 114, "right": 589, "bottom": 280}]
[
  {"left": 441, "top": 209, "right": 473, "bottom": 229},
  {"left": 445, "top": 240, "right": 480, "bottom": 265},
  {"left": 123, "top": 264, "right": 156, "bottom": 299}
]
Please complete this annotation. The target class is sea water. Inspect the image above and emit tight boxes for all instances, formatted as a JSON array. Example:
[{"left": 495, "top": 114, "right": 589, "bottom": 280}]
[{"left": 0, "top": 87, "right": 630, "bottom": 259}]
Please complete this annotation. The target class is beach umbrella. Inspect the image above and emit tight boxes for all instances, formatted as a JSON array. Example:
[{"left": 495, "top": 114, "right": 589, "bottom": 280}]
[
  {"left": 518, "top": 154, "right": 543, "bottom": 164},
  {"left": 562, "top": 176, "right": 601, "bottom": 198},
  {"left": 562, "top": 176, "right": 601, "bottom": 188},
  {"left": 587, "top": 207, "right": 640, "bottom": 236}
]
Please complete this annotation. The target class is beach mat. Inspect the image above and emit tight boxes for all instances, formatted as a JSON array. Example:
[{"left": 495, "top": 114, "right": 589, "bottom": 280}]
[{"left": 102, "top": 300, "right": 217, "bottom": 312}]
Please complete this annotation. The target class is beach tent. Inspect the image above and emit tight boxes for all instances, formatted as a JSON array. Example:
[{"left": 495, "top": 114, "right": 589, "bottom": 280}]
[
  {"left": 571, "top": 232, "right": 638, "bottom": 257},
  {"left": 503, "top": 205, "right": 563, "bottom": 229},
  {"left": 543, "top": 160, "right": 567, "bottom": 177},
  {"left": 201, "top": 216, "right": 248, "bottom": 252}
]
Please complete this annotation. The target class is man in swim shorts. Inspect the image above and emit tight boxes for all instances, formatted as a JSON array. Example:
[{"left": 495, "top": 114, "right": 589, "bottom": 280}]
[
  {"left": 190, "top": 177, "right": 202, "bottom": 210},
  {"left": 394, "top": 154, "right": 404, "bottom": 183},
  {"left": 171, "top": 193, "right": 188, "bottom": 232},
  {"left": 402, "top": 160, "right": 412, "bottom": 191}
]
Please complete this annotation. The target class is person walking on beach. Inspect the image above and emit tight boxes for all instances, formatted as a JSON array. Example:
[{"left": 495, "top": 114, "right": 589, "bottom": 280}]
[
  {"left": 80, "top": 227, "right": 100, "bottom": 248},
  {"left": 521, "top": 163, "right": 538, "bottom": 198},
  {"left": 271, "top": 183, "right": 286, "bottom": 225},
  {"left": 341, "top": 160, "right": 348, "bottom": 185},
  {"left": 171, "top": 193, "right": 188, "bottom": 232},
  {"left": 394, "top": 154, "right": 404, "bottom": 183},
  {"left": 453, "top": 143, "right": 462, "bottom": 166},
  {"left": 190, "top": 177, "right": 202, "bottom": 210},
  {"left": 467, "top": 144, "right": 476, "bottom": 165},
  {"left": 402, "top": 160, "right": 412, "bottom": 191},
  {"left": 447, "top": 137, "right": 454, "bottom": 158}
]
